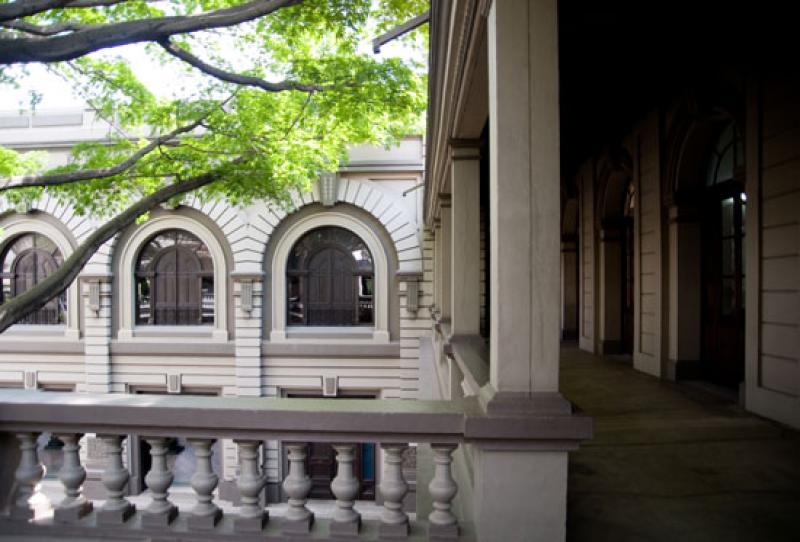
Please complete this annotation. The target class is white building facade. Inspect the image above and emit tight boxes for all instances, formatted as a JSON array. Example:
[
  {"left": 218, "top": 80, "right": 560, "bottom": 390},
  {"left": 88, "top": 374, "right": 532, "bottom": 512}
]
[{"left": 0, "top": 108, "right": 430, "bottom": 502}]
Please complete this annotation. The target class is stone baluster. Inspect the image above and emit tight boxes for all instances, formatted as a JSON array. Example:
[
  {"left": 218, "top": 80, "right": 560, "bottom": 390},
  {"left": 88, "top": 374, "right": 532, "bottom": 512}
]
[
  {"left": 141, "top": 437, "right": 178, "bottom": 527},
  {"left": 12, "top": 432, "right": 47, "bottom": 520},
  {"left": 54, "top": 433, "right": 93, "bottom": 522},
  {"left": 188, "top": 438, "right": 222, "bottom": 530},
  {"left": 97, "top": 435, "right": 135, "bottom": 525},
  {"left": 233, "top": 440, "right": 268, "bottom": 532},
  {"left": 282, "top": 443, "right": 313, "bottom": 534},
  {"left": 428, "top": 444, "right": 459, "bottom": 538},
  {"left": 330, "top": 444, "right": 361, "bottom": 536},
  {"left": 379, "top": 443, "right": 410, "bottom": 538}
]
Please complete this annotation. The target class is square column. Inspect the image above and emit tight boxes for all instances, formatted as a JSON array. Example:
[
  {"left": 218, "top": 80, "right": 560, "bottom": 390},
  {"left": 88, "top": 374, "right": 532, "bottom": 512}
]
[
  {"left": 487, "top": 0, "right": 561, "bottom": 396},
  {"left": 449, "top": 142, "right": 482, "bottom": 337},
  {"left": 439, "top": 201, "right": 452, "bottom": 322},
  {"left": 433, "top": 220, "right": 443, "bottom": 316}
]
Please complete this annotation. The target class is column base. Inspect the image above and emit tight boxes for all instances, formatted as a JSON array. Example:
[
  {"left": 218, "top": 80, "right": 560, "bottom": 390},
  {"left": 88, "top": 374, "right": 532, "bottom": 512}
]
[
  {"left": 234, "top": 511, "right": 268, "bottom": 532},
  {"left": 282, "top": 514, "right": 314, "bottom": 535},
  {"left": 379, "top": 520, "right": 409, "bottom": 539},
  {"left": 54, "top": 499, "right": 93, "bottom": 523},
  {"left": 429, "top": 522, "right": 459, "bottom": 539},
  {"left": 96, "top": 503, "right": 135, "bottom": 525},
  {"left": 141, "top": 504, "right": 178, "bottom": 528},
  {"left": 188, "top": 509, "right": 223, "bottom": 530},
  {"left": 330, "top": 514, "right": 361, "bottom": 537}
]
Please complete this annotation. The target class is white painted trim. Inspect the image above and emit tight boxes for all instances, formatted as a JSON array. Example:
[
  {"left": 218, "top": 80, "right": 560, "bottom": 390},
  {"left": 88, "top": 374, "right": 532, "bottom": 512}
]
[
  {"left": 116, "top": 215, "right": 229, "bottom": 341},
  {"left": 269, "top": 212, "right": 390, "bottom": 344},
  {"left": 0, "top": 216, "right": 80, "bottom": 339}
]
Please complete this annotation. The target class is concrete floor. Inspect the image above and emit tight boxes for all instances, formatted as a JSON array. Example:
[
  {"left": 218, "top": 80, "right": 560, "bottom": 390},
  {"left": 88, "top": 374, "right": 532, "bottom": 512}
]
[{"left": 561, "top": 345, "right": 800, "bottom": 542}]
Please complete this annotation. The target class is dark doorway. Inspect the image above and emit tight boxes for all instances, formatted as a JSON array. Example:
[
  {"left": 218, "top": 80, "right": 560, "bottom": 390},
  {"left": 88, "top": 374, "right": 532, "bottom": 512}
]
[
  {"left": 620, "top": 183, "right": 636, "bottom": 355},
  {"left": 701, "top": 121, "right": 746, "bottom": 387},
  {"left": 284, "top": 392, "right": 377, "bottom": 500},
  {"left": 702, "top": 188, "right": 746, "bottom": 386}
]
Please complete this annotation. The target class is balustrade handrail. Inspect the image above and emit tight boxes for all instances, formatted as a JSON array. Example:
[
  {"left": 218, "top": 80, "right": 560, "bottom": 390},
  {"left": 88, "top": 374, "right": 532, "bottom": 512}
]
[{"left": 0, "top": 388, "right": 590, "bottom": 445}]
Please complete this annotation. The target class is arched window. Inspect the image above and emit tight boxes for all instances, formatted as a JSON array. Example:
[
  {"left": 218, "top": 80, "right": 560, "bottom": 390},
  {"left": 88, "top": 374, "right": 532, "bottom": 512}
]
[
  {"left": 706, "top": 120, "right": 744, "bottom": 186},
  {"left": 286, "top": 226, "right": 374, "bottom": 326},
  {"left": 135, "top": 229, "right": 214, "bottom": 325},
  {"left": 0, "top": 233, "right": 66, "bottom": 324}
]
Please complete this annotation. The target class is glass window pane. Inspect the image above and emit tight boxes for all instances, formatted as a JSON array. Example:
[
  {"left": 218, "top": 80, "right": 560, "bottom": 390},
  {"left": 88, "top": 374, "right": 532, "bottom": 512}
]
[
  {"left": 135, "top": 229, "right": 214, "bottom": 326},
  {"left": 722, "top": 238, "right": 736, "bottom": 276},
  {"left": 721, "top": 197, "right": 735, "bottom": 237},
  {"left": 287, "top": 226, "right": 374, "bottom": 326}
]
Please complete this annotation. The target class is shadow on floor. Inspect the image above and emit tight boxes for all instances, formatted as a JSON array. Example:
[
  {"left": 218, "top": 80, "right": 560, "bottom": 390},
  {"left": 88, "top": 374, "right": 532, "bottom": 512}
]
[{"left": 561, "top": 344, "right": 800, "bottom": 542}]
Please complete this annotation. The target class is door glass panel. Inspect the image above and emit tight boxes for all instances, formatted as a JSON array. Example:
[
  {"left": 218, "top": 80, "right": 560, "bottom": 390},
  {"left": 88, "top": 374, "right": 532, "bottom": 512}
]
[
  {"left": 721, "top": 278, "right": 735, "bottom": 316},
  {"left": 741, "top": 194, "right": 747, "bottom": 234},
  {"left": 722, "top": 238, "right": 736, "bottom": 276},
  {"left": 721, "top": 197, "right": 735, "bottom": 236}
]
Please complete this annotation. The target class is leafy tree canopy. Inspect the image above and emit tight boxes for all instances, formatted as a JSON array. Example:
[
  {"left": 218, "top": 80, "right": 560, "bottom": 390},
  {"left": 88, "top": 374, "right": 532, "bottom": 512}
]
[{"left": 0, "top": 0, "right": 428, "bottom": 330}]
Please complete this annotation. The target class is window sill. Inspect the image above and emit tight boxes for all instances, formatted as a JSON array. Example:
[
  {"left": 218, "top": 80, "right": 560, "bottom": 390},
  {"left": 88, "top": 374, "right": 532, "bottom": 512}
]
[
  {"left": 270, "top": 327, "right": 390, "bottom": 344},
  {"left": 0, "top": 325, "right": 80, "bottom": 341},
  {"left": 118, "top": 326, "right": 228, "bottom": 342}
]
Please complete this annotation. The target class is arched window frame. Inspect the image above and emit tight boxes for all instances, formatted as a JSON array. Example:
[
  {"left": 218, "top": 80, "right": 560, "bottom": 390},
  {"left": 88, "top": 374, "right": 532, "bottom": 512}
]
[
  {"left": 270, "top": 212, "right": 390, "bottom": 344},
  {"left": 0, "top": 217, "right": 79, "bottom": 339},
  {"left": 117, "top": 216, "right": 228, "bottom": 341},
  {"left": 286, "top": 226, "right": 375, "bottom": 327},
  {"left": 134, "top": 229, "right": 215, "bottom": 327}
]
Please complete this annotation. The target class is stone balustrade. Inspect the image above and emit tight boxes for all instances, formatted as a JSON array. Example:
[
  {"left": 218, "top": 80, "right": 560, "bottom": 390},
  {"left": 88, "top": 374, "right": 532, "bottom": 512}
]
[{"left": 0, "top": 388, "right": 591, "bottom": 541}]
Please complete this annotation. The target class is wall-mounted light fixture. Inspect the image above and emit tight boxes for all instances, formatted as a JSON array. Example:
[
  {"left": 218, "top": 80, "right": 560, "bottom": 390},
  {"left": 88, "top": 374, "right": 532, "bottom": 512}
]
[
  {"left": 240, "top": 279, "right": 254, "bottom": 314},
  {"left": 88, "top": 280, "right": 101, "bottom": 314}
]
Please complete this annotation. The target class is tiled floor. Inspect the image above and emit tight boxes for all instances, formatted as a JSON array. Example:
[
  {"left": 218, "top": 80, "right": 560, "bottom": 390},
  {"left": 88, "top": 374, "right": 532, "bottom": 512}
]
[{"left": 561, "top": 344, "right": 800, "bottom": 541}]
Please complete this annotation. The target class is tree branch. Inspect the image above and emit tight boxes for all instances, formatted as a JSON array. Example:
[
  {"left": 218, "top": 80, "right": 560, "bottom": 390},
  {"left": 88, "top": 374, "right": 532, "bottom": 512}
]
[
  {"left": 0, "top": 160, "right": 239, "bottom": 333},
  {"left": 0, "top": 0, "right": 304, "bottom": 64},
  {"left": 0, "top": 0, "right": 70, "bottom": 24},
  {"left": 1, "top": 19, "right": 88, "bottom": 36},
  {"left": 159, "top": 38, "right": 323, "bottom": 92},
  {"left": 0, "top": 119, "right": 204, "bottom": 192}
]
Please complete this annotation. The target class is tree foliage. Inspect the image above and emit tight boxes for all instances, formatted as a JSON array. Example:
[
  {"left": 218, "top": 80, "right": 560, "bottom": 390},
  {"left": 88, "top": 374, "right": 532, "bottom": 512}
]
[{"left": 0, "top": 0, "right": 428, "bottom": 331}]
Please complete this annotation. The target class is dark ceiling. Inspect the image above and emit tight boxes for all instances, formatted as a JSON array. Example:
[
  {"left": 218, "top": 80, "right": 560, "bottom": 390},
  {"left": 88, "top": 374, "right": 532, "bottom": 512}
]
[{"left": 557, "top": 0, "right": 796, "bottom": 184}]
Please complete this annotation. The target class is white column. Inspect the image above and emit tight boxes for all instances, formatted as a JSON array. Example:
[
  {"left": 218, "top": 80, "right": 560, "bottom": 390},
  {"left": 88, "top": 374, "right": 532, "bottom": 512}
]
[
  {"left": 82, "top": 276, "right": 113, "bottom": 393},
  {"left": 433, "top": 220, "right": 443, "bottom": 316},
  {"left": 439, "top": 202, "right": 452, "bottom": 322},
  {"left": 487, "top": 0, "right": 561, "bottom": 397},
  {"left": 450, "top": 142, "right": 482, "bottom": 337},
  {"left": 479, "top": 1, "right": 572, "bottom": 541},
  {"left": 233, "top": 274, "right": 263, "bottom": 397}
]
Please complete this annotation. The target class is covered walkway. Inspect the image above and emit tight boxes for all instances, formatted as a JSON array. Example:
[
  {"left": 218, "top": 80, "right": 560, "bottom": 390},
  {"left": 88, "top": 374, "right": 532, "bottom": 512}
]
[{"left": 562, "top": 345, "right": 800, "bottom": 541}]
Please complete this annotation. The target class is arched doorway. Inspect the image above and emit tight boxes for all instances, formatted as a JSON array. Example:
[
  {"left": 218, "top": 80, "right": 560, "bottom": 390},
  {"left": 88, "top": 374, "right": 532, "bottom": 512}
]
[{"left": 701, "top": 121, "right": 746, "bottom": 386}]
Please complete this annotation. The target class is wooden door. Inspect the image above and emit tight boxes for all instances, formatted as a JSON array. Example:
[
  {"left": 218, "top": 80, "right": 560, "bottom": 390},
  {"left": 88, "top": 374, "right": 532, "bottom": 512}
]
[
  {"left": 12, "top": 249, "right": 60, "bottom": 324},
  {"left": 307, "top": 248, "right": 356, "bottom": 325},
  {"left": 153, "top": 247, "right": 202, "bottom": 324},
  {"left": 702, "top": 189, "right": 746, "bottom": 386}
]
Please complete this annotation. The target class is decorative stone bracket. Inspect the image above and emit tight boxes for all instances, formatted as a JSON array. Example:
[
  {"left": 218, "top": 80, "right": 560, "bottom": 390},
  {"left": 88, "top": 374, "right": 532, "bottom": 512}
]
[{"left": 397, "top": 271, "right": 423, "bottom": 315}]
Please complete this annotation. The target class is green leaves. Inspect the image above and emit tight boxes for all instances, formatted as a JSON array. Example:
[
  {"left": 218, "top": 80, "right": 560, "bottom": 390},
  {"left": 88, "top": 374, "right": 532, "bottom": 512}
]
[{"left": 1, "top": 0, "right": 428, "bottom": 218}]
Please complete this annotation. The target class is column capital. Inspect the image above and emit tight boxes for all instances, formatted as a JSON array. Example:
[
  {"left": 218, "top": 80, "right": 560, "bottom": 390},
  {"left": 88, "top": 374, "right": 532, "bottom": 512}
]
[{"left": 449, "top": 138, "right": 482, "bottom": 161}]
